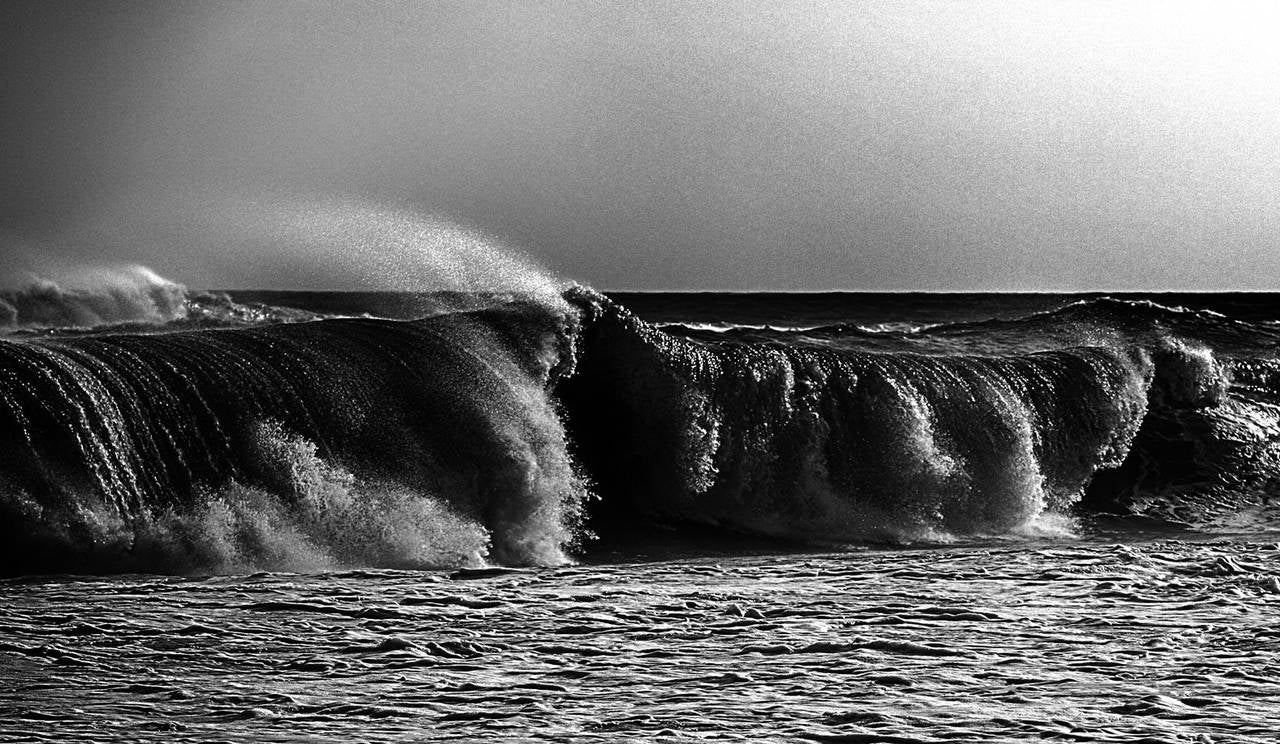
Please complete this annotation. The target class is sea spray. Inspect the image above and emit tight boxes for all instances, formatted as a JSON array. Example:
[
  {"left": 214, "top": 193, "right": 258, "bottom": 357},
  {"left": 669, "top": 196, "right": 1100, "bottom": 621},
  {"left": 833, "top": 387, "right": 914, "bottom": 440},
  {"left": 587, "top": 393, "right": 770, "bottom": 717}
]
[
  {"left": 47, "top": 192, "right": 570, "bottom": 303},
  {"left": 0, "top": 421, "right": 492, "bottom": 574}
]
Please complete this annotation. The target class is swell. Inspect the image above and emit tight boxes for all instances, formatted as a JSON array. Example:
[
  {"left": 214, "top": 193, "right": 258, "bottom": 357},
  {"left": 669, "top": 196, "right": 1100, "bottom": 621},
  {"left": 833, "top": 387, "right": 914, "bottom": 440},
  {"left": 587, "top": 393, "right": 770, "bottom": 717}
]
[{"left": 0, "top": 299, "right": 587, "bottom": 573}]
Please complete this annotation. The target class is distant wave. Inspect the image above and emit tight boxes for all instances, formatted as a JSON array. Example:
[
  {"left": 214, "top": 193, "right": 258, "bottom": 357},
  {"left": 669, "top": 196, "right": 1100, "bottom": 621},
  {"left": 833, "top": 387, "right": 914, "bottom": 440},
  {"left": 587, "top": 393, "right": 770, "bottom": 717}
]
[
  {"left": 658, "top": 320, "right": 939, "bottom": 338},
  {"left": 904, "top": 295, "right": 1267, "bottom": 345},
  {"left": 0, "top": 266, "right": 331, "bottom": 334},
  {"left": 0, "top": 266, "right": 188, "bottom": 330},
  {"left": 656, "top": 296, "right": 1280, "bottom": 359}
]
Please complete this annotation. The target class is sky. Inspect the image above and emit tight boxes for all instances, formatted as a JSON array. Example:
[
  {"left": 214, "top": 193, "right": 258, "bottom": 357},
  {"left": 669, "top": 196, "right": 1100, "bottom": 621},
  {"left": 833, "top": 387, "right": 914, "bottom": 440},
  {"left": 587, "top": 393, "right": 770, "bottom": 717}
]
[{"left": 2, "top": 0, "right": 1279, "bottom": 291}]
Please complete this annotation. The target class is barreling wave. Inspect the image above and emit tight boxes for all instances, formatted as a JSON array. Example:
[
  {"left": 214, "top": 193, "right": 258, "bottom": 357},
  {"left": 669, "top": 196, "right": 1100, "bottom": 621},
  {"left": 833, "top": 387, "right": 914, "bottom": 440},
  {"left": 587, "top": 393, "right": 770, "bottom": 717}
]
[{"left": 3, "top": 284, "right": 1280, "bottom": 574}]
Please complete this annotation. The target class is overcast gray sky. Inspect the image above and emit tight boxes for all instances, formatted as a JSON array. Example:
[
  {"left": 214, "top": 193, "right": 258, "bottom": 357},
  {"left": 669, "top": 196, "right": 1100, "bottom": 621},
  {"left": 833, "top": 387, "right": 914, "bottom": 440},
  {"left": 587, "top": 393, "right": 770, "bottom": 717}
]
[{"left": 2, "top": 0, "right": 1278, "bottom": 290}]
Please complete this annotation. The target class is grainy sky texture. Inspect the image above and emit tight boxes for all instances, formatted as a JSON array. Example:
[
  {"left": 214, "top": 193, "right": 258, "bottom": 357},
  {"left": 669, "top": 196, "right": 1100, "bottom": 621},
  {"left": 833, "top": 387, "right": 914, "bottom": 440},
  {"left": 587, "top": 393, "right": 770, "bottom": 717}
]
[{"left": 2, "top": 1, "right": 1278, "bottom": 290}]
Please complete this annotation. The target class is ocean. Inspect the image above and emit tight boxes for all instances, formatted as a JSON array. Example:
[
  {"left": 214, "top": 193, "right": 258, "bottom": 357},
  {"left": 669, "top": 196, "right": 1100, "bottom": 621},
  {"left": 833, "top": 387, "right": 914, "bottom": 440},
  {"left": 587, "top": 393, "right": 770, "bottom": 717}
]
[{"left": 1, "top": 280, "right": 1278, "bottom": 742}]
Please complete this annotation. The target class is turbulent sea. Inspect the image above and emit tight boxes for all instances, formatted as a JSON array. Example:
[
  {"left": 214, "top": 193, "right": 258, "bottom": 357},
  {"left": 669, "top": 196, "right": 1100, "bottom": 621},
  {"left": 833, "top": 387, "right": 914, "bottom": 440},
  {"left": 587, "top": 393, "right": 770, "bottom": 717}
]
[{"left": 1, "top": 277, "right": 1279, "bottom": 742}]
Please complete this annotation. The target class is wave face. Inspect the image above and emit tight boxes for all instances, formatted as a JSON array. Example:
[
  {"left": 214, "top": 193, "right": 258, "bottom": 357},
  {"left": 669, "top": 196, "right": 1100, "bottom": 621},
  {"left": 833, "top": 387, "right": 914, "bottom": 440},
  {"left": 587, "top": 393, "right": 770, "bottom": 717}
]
[
  {"left": 0, "top": 297, "right": 587, "bottom": 573},
  {"left": 562, "top": 291, "right": 1280, "bottom": 539},
  {"left": 4, "top": 283, "right": 1280, "bottom": 574},
  {"left": 561, "top": 290, "right": 1155, "bottom": 541}
]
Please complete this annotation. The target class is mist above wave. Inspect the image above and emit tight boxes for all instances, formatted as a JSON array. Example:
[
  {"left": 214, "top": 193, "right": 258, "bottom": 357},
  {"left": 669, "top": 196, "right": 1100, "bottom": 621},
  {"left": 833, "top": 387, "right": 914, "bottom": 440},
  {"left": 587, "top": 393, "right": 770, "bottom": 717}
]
[
  {"left": 4, "top": 193, "right": 578, "bottom": 333},
  {"left": 42, "top": 191, "right": 569, "bottom": 298}
]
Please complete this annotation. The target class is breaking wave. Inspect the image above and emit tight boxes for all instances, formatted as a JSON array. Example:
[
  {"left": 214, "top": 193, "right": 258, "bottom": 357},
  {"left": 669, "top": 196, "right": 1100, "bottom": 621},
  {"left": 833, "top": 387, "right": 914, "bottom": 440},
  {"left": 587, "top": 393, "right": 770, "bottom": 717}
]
[
  {"left": 0, "top": 266, "right": 189, "bottom": 330},
  {"left": 562, "top": 289, "right": 1153, "bottom": 542},
  {"left": 0, "top": 292, "right": 588, "bottom": 573},
  {"left": 2, "top": 277, "right": 1279, "bottom": 574}
]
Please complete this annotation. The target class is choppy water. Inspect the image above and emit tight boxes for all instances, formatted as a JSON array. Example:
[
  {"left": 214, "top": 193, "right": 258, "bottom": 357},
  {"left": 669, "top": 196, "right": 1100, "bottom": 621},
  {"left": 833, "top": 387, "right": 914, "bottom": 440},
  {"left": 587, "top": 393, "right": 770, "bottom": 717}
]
[{"left": 3, "top": 537, "right": 1278, "bottom": 742}]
